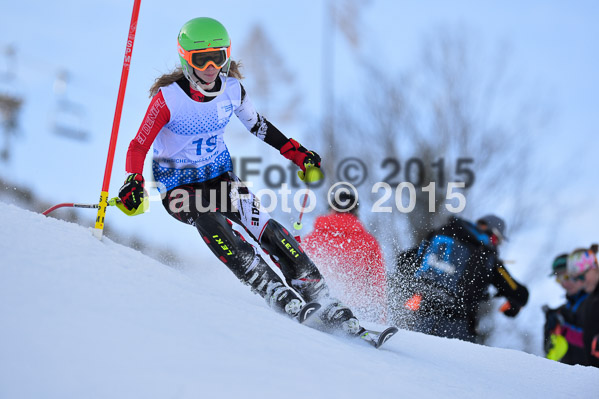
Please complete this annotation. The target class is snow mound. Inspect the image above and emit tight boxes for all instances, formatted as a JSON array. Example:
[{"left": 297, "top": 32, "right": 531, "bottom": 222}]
[{"left": 0, "top": 202, "right": 597, "bottom": 399}]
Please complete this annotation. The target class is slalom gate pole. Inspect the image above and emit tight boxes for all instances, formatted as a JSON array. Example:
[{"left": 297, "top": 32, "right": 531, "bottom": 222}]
[
  {"left": 93, "top": 0, "right": 142, "bottom": 239},
  {"left": 43, "top": 202, "right": 99, "bottom": 216}
]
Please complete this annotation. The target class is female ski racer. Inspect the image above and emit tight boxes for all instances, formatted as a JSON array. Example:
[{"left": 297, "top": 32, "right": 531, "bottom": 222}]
[{"left": 118, "top": 17, "right": 360, "bottom": 334}]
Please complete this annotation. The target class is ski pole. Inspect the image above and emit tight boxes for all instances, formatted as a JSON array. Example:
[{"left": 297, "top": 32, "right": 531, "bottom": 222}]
[
  {"left": 293, "top": 192, "right": 310, "bottom": 231},
  {"left": 293, "top": 165, "right": 324, "bottom": 231},
  {"left": 93, "top": 0, "right": 142, "bottom": 240}
]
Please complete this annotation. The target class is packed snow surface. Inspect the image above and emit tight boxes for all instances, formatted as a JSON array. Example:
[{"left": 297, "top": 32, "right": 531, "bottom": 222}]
[{"left": 1, "top": 202, "right": 597, "bottom": 399}]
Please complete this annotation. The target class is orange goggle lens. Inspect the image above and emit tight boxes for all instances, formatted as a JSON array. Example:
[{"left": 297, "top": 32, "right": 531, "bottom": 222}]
[{"left": 179, "top": 45, "right": 230, "bottom": 71}]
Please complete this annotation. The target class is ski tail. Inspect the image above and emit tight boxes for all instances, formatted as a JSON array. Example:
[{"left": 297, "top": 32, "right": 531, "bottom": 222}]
[{"left": 298, "top": 302, "right": 321, "bottom": 324}]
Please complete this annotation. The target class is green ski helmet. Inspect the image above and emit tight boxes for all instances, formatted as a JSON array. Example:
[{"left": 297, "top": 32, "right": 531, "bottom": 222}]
[{"left": 177, "top": 17, "right": 232, "bottom": 96}]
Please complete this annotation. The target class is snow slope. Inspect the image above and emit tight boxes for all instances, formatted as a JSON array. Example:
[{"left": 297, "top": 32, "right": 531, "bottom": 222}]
[{"left": 1, "top": 202, "right": 598, "bottom": 399}]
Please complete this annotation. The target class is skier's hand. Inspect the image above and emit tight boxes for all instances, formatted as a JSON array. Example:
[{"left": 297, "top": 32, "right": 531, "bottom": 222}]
[
  {"left": 544, "top": 307, "right": 563, "bottom": 333},
  {"left": 119, "top": 173, "right": 145, "bottom": 210},
  {"left": 280, "top": 138, "right": 321, "bottom": 172}
]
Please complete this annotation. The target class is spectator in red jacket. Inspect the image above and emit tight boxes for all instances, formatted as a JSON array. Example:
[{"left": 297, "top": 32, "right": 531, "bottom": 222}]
[{"left": 303, "top": 189, "right": 387, "bottom": 323}]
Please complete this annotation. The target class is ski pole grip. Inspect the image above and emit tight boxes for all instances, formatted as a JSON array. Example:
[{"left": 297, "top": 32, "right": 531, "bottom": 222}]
[{"left": 298, "top": 166, "right": 324, "bottom": 183}]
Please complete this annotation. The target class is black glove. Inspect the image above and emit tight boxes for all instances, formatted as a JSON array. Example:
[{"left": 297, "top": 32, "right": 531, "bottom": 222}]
[
  {"left": 543, "top": 307, "right": 563, "bottom": 332},
  {"left": 501, "top": 300, "right": 522, "bottom": 317},
  {"left": 500, "top": 284, "right": 529, "bottom": 317},
  {"left": 119, "top": 173, "right": 145, "bottom": 210}
]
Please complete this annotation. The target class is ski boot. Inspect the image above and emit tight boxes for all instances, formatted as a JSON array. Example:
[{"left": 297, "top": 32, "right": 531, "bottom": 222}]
[
  {"left": 264, "top": 280, "right": 303, "bottom": 317},
  {"left": 258, "top": 220, "right": 360, "bottom": 331},
  {"left": 195, "top": 212, "right": 304, "bottom": 318},
  {"left": 318, "top": 299, "right": 362, "bottom": 335},
  {"left": 259, "top": 219, "right": 329, "bottom": 302}
]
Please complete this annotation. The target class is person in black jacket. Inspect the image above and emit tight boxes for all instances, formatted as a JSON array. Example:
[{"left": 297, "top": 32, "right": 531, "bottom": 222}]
[
  {"left": 567, "top": 246, "right": 599, "bottom": 367},
  {"left": 393, "top": 215, "right": 529, "bottom": 342},
  {"left": 543, "top": 253, "right": 588, "bottom": 365}
]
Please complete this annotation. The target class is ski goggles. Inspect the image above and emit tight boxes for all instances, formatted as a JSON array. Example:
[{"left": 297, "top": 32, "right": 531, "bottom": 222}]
[
  {"left": 178, "top": 44, "right": 231, "bottom": 71},
  {"left": 571, "top": 271, "right": 589, "bottom": 282},
  {"left": 556, "top": 270, "right": 592, "bottom": 283},
  {"left": 555, "top": 272, "right": 571, "bottom": 283}
]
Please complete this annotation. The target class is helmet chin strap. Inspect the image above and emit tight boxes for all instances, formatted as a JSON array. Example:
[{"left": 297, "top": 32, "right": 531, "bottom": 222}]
[
  {"left": 195, "top": 69, "right": 211, "bottom": 85},
  {"left": 185, "top": 66, "right": 227, "bottom": 97}
]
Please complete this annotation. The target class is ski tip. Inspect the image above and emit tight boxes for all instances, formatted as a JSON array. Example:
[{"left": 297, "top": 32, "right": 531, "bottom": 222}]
[{"left": 298, "top": 302, "right": 321, "bottom": 324}]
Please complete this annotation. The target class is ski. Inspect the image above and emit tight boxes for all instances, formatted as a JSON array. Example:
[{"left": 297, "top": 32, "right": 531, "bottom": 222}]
[
  {"left": 297, "top": 301, "right": 398, "bottom": 349},
  {"left": 357, "top": 326, "right": 399, "bottom": 349}
]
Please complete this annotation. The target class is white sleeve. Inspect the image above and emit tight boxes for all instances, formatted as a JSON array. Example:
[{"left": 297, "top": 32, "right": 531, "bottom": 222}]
[{"left": 234, "top": 89, "right": 268, "bottom": 141}]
